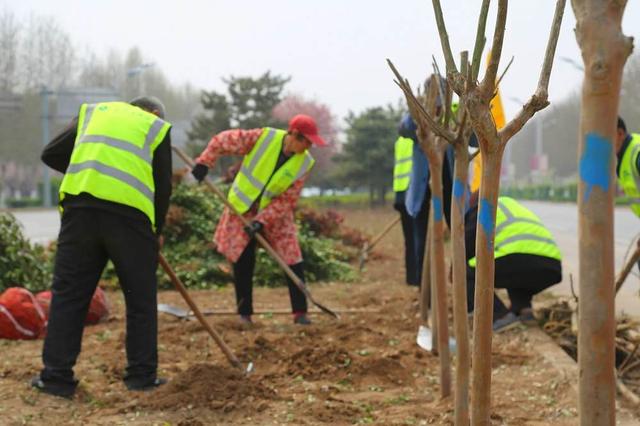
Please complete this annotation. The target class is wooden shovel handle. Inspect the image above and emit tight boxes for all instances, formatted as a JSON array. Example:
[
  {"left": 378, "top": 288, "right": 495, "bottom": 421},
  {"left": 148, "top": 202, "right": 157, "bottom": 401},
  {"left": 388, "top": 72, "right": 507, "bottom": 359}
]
[
  {"left": 616, "top": 244, "right": 640, "bottom": 294},
  {"left": 158, "top": 253, "right": 242, "bottom": 370}
]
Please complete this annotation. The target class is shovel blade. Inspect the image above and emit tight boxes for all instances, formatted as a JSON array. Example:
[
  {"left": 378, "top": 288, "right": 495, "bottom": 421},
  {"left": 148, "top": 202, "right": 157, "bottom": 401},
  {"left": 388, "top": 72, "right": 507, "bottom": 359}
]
[
  {"left": 417, "top": 325, "right": 433, "bottom": 351},
  {"left": 158, "top": 303, "right": 190, "bottom": 318},
  {"left": 416, "top": 325, "right": 457, "bottom": 354}
]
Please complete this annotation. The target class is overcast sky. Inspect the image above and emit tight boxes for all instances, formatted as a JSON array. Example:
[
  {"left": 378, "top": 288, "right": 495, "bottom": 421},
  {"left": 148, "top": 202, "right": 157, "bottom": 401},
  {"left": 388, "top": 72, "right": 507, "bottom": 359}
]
[{"left": 4, "top": 0, "right": 639, "bottom": 124}]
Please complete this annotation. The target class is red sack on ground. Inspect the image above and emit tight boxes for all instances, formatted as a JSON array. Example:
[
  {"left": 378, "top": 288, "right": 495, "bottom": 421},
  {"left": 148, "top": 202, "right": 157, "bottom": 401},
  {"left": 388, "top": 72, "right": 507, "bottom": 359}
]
[
  {"left": 86, "top": 287, "right": 109, "bottom": 324},
  {"left": 36, "top": 287, "right": 109, "bottom": 324},
  {"left": 0, "top": 287, "right": 46, "bottom": 340}
]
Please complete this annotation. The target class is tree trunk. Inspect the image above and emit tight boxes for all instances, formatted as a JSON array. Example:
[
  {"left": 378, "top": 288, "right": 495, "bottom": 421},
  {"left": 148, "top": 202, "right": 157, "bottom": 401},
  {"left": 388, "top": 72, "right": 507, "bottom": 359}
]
[
  {"left": 470, "top": 149, "right": 503, "bottom": 425},
  {"left": 429, "top": 158, "right": 452, "bottom": 398},
  {"left": 451, "top": 145, "right": 471, "bottom": 425},
  {"left": 420, "top": 216, "right": 432, "bottom": 325},
  {"left": 571, "top": 1, "right": 632, "bottom": 424},
  {"left": 378, "top": 185, "right": 387, "bottom": 205}
]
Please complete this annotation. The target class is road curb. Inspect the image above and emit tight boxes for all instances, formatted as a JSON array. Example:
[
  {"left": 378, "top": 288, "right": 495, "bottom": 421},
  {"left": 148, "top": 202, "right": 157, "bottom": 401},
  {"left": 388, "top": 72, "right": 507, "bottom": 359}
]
[{"left": 526, "top": 326, "right": 638, "bottom": 425}]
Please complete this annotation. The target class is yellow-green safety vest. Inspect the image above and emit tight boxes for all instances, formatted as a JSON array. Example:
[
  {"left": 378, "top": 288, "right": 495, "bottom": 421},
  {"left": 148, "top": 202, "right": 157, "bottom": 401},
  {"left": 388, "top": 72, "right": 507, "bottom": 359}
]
[
  {"left": 469, "top": 196, "right": 562, "bottom": 267},
  {"left": 59, "top": 102, "right": 171, "bottom": 228},
  {"left": 619, "top": 133, "right": 640, "bottom": 217},
  {"left": 228, "top": 128, "right": 315, "bottom": 213},
  {"left": 393, "top": 136, "right": 413, "bottom": 192}
]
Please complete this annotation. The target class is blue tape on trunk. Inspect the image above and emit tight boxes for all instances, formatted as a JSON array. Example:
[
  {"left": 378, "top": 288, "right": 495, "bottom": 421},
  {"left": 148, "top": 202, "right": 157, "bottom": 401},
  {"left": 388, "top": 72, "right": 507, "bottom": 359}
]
[
  {"left": 453, "top": 178, "right": 465, "bottom": 199},
  {"left": 433, "top": 196, "right": 443, "bottom": 222},
  {"left": 579, "top": 132, "right": 612, "bottom": 202},
  {"left": 479, "top": 197, "right": 494, "bottom": 250}
]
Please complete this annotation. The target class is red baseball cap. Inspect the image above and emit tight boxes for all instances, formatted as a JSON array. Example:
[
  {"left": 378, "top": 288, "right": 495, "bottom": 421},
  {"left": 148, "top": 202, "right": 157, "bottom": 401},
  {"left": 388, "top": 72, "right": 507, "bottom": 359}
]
[{"left": 288, "top": 114, "right": 327, "bottom": 147}]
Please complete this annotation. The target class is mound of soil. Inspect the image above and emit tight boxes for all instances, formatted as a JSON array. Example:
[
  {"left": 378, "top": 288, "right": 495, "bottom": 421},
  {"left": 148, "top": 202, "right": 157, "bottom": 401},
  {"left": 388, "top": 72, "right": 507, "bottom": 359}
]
[
  {"left": 137, "top": 363, "right": 277, "bottom": 412},
  {"left": 285, "top": 346, "right": 351, "bottom": 380}
]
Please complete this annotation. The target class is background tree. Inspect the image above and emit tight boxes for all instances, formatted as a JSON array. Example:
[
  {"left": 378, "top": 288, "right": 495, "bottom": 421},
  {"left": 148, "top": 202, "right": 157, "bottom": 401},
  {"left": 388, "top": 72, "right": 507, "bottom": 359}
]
[
  {"left": 506, "top": 52, "right": 640, "bottom": 185},
  {"left": 334, "top": 105, "right": 401, "bottom": 204},
  {"left": 272, "top": 94, "right": 339, "bottom": 190},
  {"left": 0, "top": 11, "right": 201, "bottom": 204},
  {"left": 19, "top": 14, "right": 76, "bottom": 90},
  {"left": 186, "top": 71, "right": 290, "bottom": 156},
  {"left": 0, "top": 9, "right": 20, "bottom": 93}
]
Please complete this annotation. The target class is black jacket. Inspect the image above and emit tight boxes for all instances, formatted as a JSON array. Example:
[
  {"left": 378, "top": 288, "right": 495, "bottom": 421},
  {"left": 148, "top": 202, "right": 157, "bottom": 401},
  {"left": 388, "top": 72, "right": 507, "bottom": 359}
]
[{"left": 41, "top": 116, "right": 172, "bottom": 234}]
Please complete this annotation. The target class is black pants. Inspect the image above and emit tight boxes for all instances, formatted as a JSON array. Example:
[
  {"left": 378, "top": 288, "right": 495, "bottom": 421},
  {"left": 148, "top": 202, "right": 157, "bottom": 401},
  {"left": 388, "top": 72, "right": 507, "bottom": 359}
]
[
  {"left": 40, "top": 208, "right": 159, "bottom": 391},
  {"left": 413, "top": 198, "right": 430, "bottom": 287},
  {"left": 466, "top": 254, "right": 562, "bottom": 318},
  {"left": 396, "top": 203, "right": 418, "bottom": 286},
  {"left": 232, "top": 238, "right": 307, "bottom": 315}
]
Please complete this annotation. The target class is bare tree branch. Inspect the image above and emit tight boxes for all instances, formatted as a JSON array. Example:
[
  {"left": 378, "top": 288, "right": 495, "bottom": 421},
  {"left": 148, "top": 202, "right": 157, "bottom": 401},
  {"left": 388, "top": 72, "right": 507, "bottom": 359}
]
[
  {"left": 480, "top": 0, "right": 508, "bottom": 97},
  {"left": 432, "top": 60, "right": 446, "bottom": 111},
  {"left": 499, "top": 0, "right": 566, "bottom": 143},
  {"left": 471, "top": 0, "right": 491, "bottom": 81},
  {"left": 431, "top": 0, "right": 458, "bottom": 75},
  {"left": 536, "top": 0, "right": 566, "bottom": 94},
  {"left": 387, "top": 58, "right": 456, "bottom": 142},
  {"left": 495, "top": 55, "right": 514, "bottom": 91}
]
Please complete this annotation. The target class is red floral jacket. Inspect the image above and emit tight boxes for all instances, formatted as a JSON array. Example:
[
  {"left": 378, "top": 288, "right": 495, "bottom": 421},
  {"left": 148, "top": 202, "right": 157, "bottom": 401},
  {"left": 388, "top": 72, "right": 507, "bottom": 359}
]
[{"left": 196, "top": 129, "right": 307, "bottom": 265}]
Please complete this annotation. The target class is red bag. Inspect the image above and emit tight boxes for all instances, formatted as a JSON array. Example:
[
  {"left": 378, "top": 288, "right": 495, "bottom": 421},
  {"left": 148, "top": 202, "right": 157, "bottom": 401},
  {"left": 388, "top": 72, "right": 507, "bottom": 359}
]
[
  {"left": 0, "top": 287, "right": 47, "bottom": 340},
  {"left": 86, "top": 287, "right": 109, "bottom": 324},
  {"left": 36, "top": 287, "right": 109, "bottom": 325}
]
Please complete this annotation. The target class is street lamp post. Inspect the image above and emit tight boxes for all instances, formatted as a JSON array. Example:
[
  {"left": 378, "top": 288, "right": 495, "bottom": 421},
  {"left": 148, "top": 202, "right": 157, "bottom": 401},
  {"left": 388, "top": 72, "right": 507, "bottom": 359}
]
[
  {"left": 41, "top": 86, "right": 54, "bottom": 208},
  {"left": 126, "top": 63, "right": 155, "bottom": 96}
]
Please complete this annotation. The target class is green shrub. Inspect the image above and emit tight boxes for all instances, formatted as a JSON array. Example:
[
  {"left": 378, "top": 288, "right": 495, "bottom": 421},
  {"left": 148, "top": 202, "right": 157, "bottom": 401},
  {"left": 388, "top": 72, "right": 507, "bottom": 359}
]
[
  {"left": 0, "top": 213, "right": 52, "bottom": 292},
  {"left": 158, "top": 183, "right": 356, "bottom": 289},
  {"left": 6, "top": 198, "right": 42, "bottom": 208}
]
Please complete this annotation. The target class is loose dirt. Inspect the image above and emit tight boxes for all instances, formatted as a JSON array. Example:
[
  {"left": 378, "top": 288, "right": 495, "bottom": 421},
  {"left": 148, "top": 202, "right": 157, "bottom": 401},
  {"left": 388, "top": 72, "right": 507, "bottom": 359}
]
[{"left": 0, "top": 207, "right": 629, "bottom": 425}]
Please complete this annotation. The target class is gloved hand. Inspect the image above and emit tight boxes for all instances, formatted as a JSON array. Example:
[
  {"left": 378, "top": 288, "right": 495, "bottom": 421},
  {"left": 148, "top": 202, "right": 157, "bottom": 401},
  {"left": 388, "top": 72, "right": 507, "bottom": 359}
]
[
  {"left": 243, "top": 220, "right": 263, "bottom": 239},
  {"left": 191, "top": 163, "right": 209, "bottom": 183}
]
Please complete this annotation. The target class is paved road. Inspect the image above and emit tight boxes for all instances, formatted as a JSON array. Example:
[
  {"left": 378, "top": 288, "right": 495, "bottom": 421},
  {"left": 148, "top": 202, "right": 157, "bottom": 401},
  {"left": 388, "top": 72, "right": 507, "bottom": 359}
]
[
  {"left": 9, "top": 202, "right": 640, "bottom": 314},
  {"left": 520, "top": 201, "right": 640, "bottom": 316},
  {"left": 10, "top": 208, "right": 60, "bottom": 245}
]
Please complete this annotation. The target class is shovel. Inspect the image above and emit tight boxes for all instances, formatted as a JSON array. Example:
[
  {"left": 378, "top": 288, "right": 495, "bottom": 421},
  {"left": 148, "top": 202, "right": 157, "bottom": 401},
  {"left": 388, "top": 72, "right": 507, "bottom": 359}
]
[
  {"left": 615, "top": 243, "right": 640, "bottom": 294},
  {"left": 358, "top": 216, "right": 401, "bottom": 271},
  {"left": 158, "top": 303, "right": 378, "bottom": 319},
  {"left": 416, "top": 325, "right": 457, "bottom": 354},
  {"left": 173, "top": 146, "right": 339, "bottom": 319},
  {"left": 159, "top": 253, "right": 253, "bottom": 374}
]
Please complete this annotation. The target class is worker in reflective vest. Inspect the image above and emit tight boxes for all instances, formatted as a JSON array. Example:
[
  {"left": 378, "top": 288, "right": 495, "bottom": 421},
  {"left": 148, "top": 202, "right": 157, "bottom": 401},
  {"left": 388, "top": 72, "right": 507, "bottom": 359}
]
[
  {"left": 404, "top": 111, "right": 454, "bottom": 287},
  {"left": 33, "top": 98, "right": 173, "bottom": 398},
  {"left": 192, "top": 114, "right": 327, "bottom": 326},
  {"left": 394, "top": 114, "right": 418, "bottom": 285},
  {"left": 616, "top": 117, "right": 640, "bottom": 273},
  {"left": 465, "top": 195, "right": 562, "bottom": 332}
]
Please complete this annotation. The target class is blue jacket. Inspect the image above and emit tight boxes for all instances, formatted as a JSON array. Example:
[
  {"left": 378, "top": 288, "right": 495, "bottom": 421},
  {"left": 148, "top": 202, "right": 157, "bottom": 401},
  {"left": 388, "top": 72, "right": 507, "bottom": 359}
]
[{"left": 406, "top": 142, "right": 430, "bottom": 217}]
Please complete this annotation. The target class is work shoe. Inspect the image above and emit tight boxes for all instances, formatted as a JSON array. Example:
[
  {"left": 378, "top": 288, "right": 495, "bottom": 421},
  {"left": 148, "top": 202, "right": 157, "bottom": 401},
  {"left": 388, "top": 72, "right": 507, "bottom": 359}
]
[
  {"left": 125, "top": 377, "right": 168, "bottom": 391},
  {"left": 518, "top": 308, "right": 537, "bottom": 326},
  {"left": 293, "top": 313, "right": 311, "bottom": 325},
  {"left": 492, "top": 312, "right": 520, "bottom": 333},
  {"left": 239, "top": 315, "right": 253, "bottom": 325},
  {"left": 30, "top": 375, "right": 75, "bottom": 399}
]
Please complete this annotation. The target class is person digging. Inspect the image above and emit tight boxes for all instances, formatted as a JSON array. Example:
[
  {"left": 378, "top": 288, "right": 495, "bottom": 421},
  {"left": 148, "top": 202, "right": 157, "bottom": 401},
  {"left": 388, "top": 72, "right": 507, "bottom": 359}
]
[
  {"left": 32, "top": 97, "right": 172, "bottom": 397},
  {"left": 191, "top": 114, "right": 327, "bottom": 325}
]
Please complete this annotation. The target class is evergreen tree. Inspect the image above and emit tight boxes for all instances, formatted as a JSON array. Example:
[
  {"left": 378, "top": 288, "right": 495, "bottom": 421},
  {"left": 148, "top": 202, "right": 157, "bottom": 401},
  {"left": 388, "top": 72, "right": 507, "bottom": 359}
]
[
  {"left": 186, "top": 71, "right": 290, "bottom": 157},
  {"left": 334, "top": 106, "right": 402, "bottom": 204}
]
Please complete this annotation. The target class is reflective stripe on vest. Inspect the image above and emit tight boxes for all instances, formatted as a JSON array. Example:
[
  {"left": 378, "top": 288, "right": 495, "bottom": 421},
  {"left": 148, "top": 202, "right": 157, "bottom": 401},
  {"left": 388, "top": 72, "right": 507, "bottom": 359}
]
[
  {"left": 58, "top": 102, "right": 171, "bottom": 227},
  {"left": 393, "top": 136, "right": 413, "bottom": 192},
  {"left": 619, "top": 134, "right": 640, "bottom": 217},
  {"left": 469, "top": 196, "right": 562, "bottom": 267},
  {"left": 228, "top": 128, "right": 315, "bottom": 213}
]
